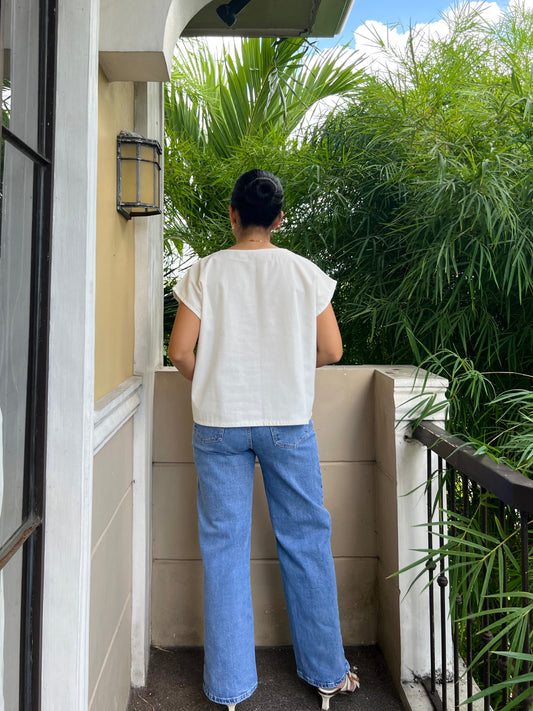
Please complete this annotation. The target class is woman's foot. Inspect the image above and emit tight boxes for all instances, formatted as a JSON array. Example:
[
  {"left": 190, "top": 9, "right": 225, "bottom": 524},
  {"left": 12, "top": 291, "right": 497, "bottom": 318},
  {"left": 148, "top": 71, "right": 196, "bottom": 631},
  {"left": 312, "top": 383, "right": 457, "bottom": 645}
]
[{"left": 318, "top": 668, "right": 360, "bottom": 710}]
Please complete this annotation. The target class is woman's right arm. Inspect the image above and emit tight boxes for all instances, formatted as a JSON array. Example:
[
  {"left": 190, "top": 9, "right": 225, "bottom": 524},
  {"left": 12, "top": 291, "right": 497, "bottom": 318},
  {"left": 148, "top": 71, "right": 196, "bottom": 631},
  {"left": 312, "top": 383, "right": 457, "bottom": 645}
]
[
  {"left": 316, "top": 303, "right": 343, "bottom": 367},
  {"left": 168, "top": 303, "right": 201, "bottom": 381}
]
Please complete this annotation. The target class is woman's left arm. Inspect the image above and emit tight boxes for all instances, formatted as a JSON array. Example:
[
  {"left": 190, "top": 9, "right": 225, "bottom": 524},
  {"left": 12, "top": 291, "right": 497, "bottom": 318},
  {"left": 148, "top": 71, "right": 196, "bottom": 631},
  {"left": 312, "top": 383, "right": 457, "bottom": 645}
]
[
  {"left": 316, "top": 303, "right": 343, "bottom": 367},
  {"left": 168, "top": 303, "right": 201, "bottom": 381}
]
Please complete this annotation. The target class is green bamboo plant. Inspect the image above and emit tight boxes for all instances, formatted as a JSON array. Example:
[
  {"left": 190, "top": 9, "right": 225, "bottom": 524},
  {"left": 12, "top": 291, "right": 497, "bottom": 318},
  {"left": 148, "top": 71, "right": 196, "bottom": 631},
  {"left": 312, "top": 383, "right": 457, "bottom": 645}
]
[{"left": 295, "top": 2, "right": 533, "bottom": 371}]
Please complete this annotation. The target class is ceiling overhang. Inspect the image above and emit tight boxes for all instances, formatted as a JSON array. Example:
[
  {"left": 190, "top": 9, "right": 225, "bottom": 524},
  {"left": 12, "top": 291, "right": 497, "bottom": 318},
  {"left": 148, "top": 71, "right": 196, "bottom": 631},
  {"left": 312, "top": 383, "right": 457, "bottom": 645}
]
[
  {"left": 99, "top": 0, "right": 355, "bottom": 82},
  {"left": 181, "top": 0, "right": 354, "bottom": 37}
]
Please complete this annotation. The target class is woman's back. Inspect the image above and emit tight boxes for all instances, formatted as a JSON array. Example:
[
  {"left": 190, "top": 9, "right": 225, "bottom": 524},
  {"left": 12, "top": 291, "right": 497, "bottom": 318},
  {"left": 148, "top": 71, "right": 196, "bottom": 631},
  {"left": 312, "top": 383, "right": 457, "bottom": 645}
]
[{"left": 173, "top": 247, "right": 336, "bottom": 427}]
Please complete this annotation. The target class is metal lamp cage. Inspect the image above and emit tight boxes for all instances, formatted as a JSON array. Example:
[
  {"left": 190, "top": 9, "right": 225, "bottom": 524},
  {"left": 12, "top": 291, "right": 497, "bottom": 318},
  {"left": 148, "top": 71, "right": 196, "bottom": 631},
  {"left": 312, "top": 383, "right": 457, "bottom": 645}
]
[{"left": 116, "top": 130, "right": 162, "bottom": 219}]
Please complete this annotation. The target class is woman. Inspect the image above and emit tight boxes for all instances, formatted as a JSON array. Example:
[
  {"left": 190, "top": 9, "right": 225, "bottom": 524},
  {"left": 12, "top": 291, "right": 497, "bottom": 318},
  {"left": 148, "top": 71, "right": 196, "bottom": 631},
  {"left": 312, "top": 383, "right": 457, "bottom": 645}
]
[{"left": 168, "top": 169, "right": 359, "bottom": 711}]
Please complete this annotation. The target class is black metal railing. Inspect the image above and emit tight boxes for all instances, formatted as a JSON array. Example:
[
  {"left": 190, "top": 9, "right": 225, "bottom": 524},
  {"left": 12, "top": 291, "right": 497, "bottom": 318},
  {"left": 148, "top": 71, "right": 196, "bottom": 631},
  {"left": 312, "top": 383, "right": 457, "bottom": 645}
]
[{"left": 412, "top": 421, "right": 533, "bottom": 711}]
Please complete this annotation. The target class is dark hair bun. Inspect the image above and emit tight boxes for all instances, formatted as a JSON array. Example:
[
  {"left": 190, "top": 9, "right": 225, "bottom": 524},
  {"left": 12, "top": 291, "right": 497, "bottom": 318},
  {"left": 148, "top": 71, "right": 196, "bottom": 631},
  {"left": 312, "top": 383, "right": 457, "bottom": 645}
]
[
  {"left": 244, "top": 177, "right": 277, "bottom": 204},
  {"left": 230, "top": 169, "right": 284, "bottom": 228}
]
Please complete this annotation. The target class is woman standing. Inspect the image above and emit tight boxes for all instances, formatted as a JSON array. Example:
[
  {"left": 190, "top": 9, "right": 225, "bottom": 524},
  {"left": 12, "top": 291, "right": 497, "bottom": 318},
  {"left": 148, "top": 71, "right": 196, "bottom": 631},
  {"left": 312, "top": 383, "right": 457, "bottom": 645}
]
[{"left": 168, "top": 169, "right": 359, "bottom": 710}]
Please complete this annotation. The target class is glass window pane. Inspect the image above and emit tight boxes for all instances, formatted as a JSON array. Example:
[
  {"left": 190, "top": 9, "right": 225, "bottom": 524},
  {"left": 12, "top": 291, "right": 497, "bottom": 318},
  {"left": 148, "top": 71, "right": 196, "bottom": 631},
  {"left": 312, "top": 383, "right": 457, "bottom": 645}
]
[
  {"left": 139, "top": 144, "right": 155, "bottom": 162},
  {"left": 120, "top": 159, "right": 138, "bottom": 204},
  {"left": 0, "top": 142, "right": 34, "bottom": 548},
  {"left": 0, "top": 546, "right": 22, "bottom": 709},
  {"left": 2, "top": 0, "right": 40, "bottom": 151},
  {"left": 140, "top": 160, "right": 156, "bottom": 206},
  {"left": 120, "top": 143, "right": 137, "bottom": 160}
]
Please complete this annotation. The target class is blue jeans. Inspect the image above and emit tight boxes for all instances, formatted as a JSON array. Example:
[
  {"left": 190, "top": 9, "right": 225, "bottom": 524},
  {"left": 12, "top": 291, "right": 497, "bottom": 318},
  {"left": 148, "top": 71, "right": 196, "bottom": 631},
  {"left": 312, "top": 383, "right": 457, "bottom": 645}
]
[{"left": 193, "top": 421, "right": 349, "bottom": 706}]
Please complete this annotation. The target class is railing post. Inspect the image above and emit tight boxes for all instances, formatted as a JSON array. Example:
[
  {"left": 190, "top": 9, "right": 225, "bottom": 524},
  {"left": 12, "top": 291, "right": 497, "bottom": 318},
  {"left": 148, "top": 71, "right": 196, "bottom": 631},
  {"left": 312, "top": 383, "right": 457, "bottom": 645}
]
[{"left": 373, "top": 366, "right": 450, "bottom": 708}]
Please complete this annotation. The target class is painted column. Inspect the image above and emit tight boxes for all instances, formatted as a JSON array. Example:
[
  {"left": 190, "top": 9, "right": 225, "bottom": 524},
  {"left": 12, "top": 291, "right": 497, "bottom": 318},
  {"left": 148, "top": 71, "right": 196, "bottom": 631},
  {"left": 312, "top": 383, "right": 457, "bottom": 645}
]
[
  {"left": 374, "top": 366, "right": 450, "bottom": 706},
  {"left": 41, "top": 1, "right": 100, "bottom": 709}
]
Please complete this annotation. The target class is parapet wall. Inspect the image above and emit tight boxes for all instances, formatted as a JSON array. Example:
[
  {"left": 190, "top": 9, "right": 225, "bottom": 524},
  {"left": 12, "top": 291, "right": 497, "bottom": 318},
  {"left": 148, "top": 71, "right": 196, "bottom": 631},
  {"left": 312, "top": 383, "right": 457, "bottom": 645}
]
[{"left": 151, "top": 366, "right": 379, "bottom": 646}]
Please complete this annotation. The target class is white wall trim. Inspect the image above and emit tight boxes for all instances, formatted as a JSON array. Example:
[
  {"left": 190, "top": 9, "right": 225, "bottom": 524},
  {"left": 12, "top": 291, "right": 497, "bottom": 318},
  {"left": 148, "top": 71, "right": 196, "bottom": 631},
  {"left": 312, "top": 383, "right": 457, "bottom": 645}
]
[
  {"left": 94, "top": 376, "right": 143, "bottom": 455},
  {"left": 130, "top": 80, "right": 165, "bottom": 687},
  {"left": 42, "top": 1, "right": 100, "bottom": 709}
]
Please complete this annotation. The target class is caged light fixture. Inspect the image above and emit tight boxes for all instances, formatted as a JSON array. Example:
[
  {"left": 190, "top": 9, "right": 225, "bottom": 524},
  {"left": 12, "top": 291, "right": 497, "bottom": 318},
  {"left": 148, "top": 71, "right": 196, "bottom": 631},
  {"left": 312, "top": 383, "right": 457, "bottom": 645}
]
[
  {"left": 116, "top": 130, "right": 162, "bottom": 219},
  {"left": 216, "top": 0, "right": 253, "bottom": 27}
]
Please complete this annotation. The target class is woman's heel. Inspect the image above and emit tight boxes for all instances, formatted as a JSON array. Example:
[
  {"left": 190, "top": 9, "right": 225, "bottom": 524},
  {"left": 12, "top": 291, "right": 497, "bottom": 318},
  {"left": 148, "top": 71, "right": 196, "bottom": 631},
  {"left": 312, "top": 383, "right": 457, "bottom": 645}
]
[{"left": 318, "top": 668, "right": 360, "bottom": 710}]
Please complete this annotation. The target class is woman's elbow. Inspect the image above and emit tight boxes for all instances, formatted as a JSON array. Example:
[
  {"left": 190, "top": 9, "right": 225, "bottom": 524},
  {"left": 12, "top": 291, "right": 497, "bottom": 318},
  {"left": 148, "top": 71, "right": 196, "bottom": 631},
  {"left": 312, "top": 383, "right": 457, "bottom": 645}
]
[
  {"left": 168, "top": 344, "right": 187, "bottom": 369},
  {"left": 331, "top": 344, "right": 343, "bottom": 363},
  {"left": 317, "top": 343, "right": 343, "bottom": 367},
  {"left": 327, "top": 344, "right": 343, "bottom": 364}
]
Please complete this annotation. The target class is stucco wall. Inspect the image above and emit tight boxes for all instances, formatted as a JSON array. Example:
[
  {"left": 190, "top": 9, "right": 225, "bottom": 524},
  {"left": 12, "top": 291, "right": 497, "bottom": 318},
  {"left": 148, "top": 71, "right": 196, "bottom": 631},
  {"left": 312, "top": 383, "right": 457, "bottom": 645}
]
[
  {"left": 94, "top": 68, "right": 135, "bottom": 401},
  {"left": 151, "top": 366, "right": 379, "bottom": 647}
]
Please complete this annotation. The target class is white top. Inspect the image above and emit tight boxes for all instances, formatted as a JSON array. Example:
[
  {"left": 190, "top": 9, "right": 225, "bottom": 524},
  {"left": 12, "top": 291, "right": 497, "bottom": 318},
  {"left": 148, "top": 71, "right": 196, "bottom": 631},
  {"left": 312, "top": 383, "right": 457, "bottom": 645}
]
[{"left": 173, "top": 248, "right": 336, "bottom": 427}]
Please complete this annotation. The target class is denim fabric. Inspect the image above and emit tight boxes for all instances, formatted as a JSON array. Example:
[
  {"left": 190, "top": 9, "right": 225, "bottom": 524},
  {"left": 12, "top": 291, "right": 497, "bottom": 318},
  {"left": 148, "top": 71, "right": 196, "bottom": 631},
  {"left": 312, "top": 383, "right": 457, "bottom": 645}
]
[{"left": 193, "top": 421, "right": 349, "bottom": 706}]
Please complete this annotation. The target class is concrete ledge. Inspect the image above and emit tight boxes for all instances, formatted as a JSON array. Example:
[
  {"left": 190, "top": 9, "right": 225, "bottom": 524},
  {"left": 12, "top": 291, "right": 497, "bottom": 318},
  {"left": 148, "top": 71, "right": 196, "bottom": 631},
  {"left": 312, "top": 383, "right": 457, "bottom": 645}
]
[{"left": 94, "top": 375, "right": 142, "bottom": 454}]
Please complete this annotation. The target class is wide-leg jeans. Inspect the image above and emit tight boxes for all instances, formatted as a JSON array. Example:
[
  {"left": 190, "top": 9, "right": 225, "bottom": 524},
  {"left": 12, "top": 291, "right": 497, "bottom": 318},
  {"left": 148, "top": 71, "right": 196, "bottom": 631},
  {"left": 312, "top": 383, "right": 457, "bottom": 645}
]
[{"left": 193, "top": 421, "right": 349, "bottom": 706}]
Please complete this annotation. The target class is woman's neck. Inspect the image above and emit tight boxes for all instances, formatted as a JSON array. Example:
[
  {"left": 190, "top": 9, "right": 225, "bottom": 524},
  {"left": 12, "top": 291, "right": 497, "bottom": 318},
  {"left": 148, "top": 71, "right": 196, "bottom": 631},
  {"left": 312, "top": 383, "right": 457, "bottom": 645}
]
[{"left": 230, "top": 225, "right": 277, "bottom": 250}]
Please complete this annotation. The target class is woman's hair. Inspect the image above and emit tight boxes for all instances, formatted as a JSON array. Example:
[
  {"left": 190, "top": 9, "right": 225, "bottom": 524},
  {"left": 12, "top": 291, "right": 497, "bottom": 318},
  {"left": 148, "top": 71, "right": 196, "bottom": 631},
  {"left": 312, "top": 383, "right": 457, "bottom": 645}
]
[{"left": 230, "top": 169, "right": 283, "bottom": 228}]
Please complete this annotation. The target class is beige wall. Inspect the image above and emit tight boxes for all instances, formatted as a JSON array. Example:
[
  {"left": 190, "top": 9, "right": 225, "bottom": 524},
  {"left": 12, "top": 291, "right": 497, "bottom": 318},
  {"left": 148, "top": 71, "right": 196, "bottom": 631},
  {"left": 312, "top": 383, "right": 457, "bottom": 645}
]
[
  {"left": 95, "top": 69, "right": 135, "bottom": 401},
  {"left": 151, "top": 366, "right": 379, "bottom": 647},
  {"left": 90, "top": 419, "right": 134, "bottom": 711}
]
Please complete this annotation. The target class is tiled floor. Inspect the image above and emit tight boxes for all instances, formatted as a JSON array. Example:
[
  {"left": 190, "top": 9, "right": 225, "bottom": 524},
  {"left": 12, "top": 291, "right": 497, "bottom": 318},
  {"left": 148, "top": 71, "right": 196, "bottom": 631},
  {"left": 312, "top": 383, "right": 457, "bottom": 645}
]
[{"left": 127, "top": 646, "right": 404, "bottom": 711}]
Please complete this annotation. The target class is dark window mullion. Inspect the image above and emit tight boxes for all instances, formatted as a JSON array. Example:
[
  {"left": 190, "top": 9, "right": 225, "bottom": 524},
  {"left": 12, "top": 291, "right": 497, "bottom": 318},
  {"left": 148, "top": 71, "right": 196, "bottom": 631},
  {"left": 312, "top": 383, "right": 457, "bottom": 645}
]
[
  {"left": 0, "top": 515, "right": 41, "bottom": 572},
  {"left": 21, "top": 531, "right": 41, "bottom": 711},
  {"left": 1, "top": 127, "right": 49, "bottom": 166},
  {"left": 19, "top": 159, "right": 45, "bottom": 711},
  {"left": 38, "top": 0, "right": 56, "bottom": 162},
  {"left": 19, "top": 0, "right": 57, "bottom": 706}
]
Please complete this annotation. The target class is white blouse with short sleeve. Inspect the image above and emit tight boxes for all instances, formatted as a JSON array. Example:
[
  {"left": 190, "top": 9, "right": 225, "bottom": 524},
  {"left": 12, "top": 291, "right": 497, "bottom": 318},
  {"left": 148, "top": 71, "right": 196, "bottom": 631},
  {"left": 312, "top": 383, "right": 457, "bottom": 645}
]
[{"left": 173, "top": 247, "right": 336, "bottom": 427}]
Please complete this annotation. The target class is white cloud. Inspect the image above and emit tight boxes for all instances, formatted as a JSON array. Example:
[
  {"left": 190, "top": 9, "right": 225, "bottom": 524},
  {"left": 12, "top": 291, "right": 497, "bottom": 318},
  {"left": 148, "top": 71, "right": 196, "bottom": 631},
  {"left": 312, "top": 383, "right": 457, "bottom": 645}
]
[
  {"left": 352, "top": 2, "right": 504, "bottom": 76},
  {"left": 507, "top": 0, "right": 533, "bottom": 10}
]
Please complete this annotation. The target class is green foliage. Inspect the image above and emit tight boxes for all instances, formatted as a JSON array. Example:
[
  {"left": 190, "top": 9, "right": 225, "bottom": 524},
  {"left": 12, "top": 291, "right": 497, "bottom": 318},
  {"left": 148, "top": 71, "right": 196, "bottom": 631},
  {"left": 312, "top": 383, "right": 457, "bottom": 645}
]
[
  {"left": 164, "top": 36, "right": 363, "bottom": 257},
  {"left": 163, "top": 36, "right": 364, "bottom": 362},
  {"left": 165, "top": 6, "right": 533, "bottom": 374},
  {"left": 296, "top": 2, "right": 533, "bottom": 372}
]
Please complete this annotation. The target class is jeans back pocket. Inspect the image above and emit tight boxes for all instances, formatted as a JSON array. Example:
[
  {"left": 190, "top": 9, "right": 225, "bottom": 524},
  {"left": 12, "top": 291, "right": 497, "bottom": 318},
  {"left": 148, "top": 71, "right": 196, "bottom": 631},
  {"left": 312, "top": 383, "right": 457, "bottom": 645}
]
[
  {"left": 193, "top": 424, "right": 225, "bottom": 444},
  {"left": 270, "top": 423, "right": 310, "bottom": 449}
]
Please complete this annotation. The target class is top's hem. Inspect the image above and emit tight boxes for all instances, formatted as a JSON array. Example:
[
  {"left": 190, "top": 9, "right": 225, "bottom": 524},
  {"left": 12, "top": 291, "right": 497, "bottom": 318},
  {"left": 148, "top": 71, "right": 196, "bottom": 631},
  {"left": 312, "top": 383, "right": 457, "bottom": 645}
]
[{"left": 193, "top": 416, "right": 312, "bottom": 427}]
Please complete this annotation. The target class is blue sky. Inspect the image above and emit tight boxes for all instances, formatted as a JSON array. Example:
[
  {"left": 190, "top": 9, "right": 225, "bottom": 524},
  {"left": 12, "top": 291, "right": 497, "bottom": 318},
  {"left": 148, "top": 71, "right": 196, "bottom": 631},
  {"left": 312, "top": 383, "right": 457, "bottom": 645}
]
[{"left": 317, "top": 0, "right": 508, "bottom": 47}]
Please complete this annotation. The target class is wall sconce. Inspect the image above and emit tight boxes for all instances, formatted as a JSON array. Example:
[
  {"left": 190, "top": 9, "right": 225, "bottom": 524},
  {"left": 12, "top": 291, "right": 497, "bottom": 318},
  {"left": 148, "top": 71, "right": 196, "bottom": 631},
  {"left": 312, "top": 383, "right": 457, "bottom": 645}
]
[
  {"left": 116, "top": 130, "right": 162, "bottom": 219},
  {"left": 216, "top": 0, "right": 253, "bottom": 27}
]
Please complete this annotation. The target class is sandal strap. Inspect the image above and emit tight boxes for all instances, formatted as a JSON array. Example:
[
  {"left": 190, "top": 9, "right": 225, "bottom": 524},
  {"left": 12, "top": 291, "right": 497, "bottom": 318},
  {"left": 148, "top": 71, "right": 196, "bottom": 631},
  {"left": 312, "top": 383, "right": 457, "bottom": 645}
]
[{"left": 319, "top": 667, "right": 360, "bottom": 695}]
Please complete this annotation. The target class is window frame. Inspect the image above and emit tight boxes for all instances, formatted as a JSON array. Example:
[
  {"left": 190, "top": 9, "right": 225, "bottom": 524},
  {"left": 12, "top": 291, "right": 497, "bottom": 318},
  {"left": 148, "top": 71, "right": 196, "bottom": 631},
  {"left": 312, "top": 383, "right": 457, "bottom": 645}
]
[{"left": 0, "top": 0, "right": 57, "bottom": 708}]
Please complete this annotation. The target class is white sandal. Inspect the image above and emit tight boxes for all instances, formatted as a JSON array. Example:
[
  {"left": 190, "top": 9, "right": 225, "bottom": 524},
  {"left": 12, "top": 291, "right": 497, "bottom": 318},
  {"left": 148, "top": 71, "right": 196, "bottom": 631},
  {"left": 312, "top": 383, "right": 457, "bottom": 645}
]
[{"left": 318, "top": 668, "right": 360, "bottom": 710}]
